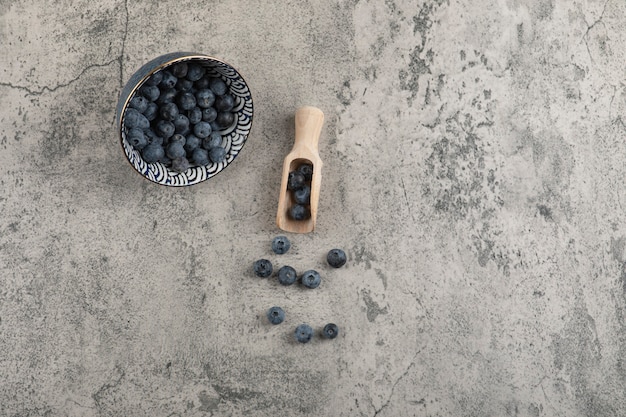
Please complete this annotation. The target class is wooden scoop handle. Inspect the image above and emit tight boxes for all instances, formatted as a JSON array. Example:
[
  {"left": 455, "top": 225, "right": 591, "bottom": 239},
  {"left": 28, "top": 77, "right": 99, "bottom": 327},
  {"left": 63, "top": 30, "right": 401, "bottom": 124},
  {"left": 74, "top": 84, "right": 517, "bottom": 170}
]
[{"left": 293, "top": 106, "right": 324, "bottom": 153}]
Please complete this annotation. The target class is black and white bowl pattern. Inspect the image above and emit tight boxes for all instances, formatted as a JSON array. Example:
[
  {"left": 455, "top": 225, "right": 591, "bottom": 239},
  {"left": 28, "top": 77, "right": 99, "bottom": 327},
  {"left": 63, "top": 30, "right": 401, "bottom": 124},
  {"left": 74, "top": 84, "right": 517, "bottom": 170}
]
[{"left": 117, "top": 53, "right": 253, "bottom": 186}]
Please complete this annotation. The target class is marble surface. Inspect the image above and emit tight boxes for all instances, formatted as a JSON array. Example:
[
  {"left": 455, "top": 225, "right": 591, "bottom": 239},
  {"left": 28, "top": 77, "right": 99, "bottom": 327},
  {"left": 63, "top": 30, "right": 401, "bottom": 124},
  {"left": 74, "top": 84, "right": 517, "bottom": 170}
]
[{"left": 1, "top": 0, "right": 626, "bottom": 416}]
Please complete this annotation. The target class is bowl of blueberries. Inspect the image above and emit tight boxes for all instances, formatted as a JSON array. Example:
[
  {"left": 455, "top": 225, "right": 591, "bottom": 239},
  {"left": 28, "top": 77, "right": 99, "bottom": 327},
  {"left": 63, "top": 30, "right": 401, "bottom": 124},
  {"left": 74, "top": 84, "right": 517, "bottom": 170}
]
[{"left": 116, "top": 52, "right": 253, "bottom": 186}]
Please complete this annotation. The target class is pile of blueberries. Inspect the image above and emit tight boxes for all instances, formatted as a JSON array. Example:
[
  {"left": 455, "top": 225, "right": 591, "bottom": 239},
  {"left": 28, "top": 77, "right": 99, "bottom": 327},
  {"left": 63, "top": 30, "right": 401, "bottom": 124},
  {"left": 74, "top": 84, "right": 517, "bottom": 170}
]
[
  {"left": 253, "top": 236, "right": 347, "bottom": 343},
  {"left": 287, "top": 163, "right": 314, "bottom": 220},
  {"left": 122, "top": 60, "right": 237, "bottom": 172}
]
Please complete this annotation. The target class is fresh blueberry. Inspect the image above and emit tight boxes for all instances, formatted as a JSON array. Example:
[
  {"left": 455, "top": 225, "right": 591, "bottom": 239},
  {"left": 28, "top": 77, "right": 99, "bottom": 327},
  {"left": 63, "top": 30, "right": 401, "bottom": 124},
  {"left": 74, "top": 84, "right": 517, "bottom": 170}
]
[
  {"left": 143, "top": 102, "right": 159, "bottom": 121},
  {"left": 160, "top": 102, "right": 179, "bottom": 121},
  {"left": 175, "top": 78, "right": 194, "bottom": 92},
  {"left": 171, "top": 157, "right": 190, "bottom": 173},
  {"left": 322, "top": 323, "right": 339, "bottom": 339},
  {"left": 169, "top": 133, "right": 185, "bottom": 144},
  {"left": 156, "top": 88, "right": 177, "bottom": 105},
  {"left": 271, "top": 236, "right": 291, "bottom": 255},
  {"left": 294, "top": 324, "right": 313, "bottom": 343},
  {"left": 186, "top": 63, "right": 206, "bottom": 81},
  {"left": 215, "top": 94, "right": 235, "bottom": 112},
  {"left": 209, "top": 77, "right": 228, "bottom": 95},
  {"left": 192, "top": 148, "right": 210, "bottom": 166},
  {"left": 141, "top": 143, "right": 165, "bottom": 163},
  {"left": 171, "top": 62, "right": 188, "bottom": 78},
  {"left": 202, "top": 132, "right": 222, "bottom": 150},
  {"left": 193, "top": 121, "right": 212, "bottom": 138},
  {"left": 194, "top": 76, "right": 210, "bottom": 89},
  {"left": 177, "top": 92, "right": 196, "bottom": 111},
  {"left": 195, "top": 89, "right": 216, "bottom": 108},
  {"left": 140, "top": 84, "right": 160, "bottom": 102},
  {"left": 143, "top": 128, "right": 163, "bottom": 145},
  {"left": 166, "top": 142, "right": 186, "bottom": 159},
  {"left": 188, "top": 107, "right": 202, "bottom": 124},
  {"left": 277, "top": 265, "right": 297, "bottom": 286},
  {"left": 301, "top": 270, "right": 321, "bottom": 289},
  {"left": 327, "top": 249, "right": 347, "bottom": 268},
  {"left": 184, "top": 134, "right": 201, "bottom": 152},
  {"left": 267, "top": 306, "right": 285, "bottom": 325},
  {"left": 289, "top": 204, "right": 309, "bottom": 221},
  {"left": 209, "top": 146, "right": 227, "bottom": 163},
  {"left": 124, "top": 108, "right": 146, "bottom": 129},
  {"left": 155, "top": 120, "right": 175, "bottom": 139},
  {"left": 127, "top": 128, "right": 147, "bottom": 150},
  {"left": 145, "top": 71, "right": 163, "bottom": 86},
  {"left": 160, "top": 155, "right": 172, "bottom": 165},
  {"left": 159, "top": 71, "right": 178, "bottom": 89},
  {"left": 129, "top": 95, "right": 149, "bottom": 113},
  {"left": 209, "top": 121, "right": 221, "bottom": 132},
  {"left": 216, "top": 111, "right": 235, "bottom": 127},
  {"left": 173, "top": 114, "right": 190, "bottom": 134},
  {"left": 293, "top": 185, "right": 311, "bottom": 205},
  {"left": 287, "top": 171, "right": 306, "bottom": 191},
  {"left": 202, "top": 107, "right": 217, "bottom": 123},
  {"left": 253, "top": 259, "right": 273, "bottom": 278},
  {"left": 298, "top": 163, "right": 314, "bottom": 181}
]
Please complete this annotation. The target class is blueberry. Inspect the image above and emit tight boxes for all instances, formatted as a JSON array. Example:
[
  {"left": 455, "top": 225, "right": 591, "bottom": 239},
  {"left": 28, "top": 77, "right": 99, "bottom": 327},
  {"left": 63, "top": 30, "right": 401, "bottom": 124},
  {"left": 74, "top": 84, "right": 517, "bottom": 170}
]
[
  {"left": 193, "top": 121, "right": 212, "bottom": 138},
  {"left": 129, "top": 95, "right": 149, "bottom": 113},
  {"left": 322, "top": 323, "right": 339, "bottom": 339},
  {"left": 215, "top": 94, "right": 235, "bottom": 112},
  {"left": 289, "top": 204, "right": 309, "bottom": 221},
  {"left": 301, "top": 270, "right": 321, "bottom": 289},
  {"left": 171, "top": 62, "right": 188, "bottom": 78},
  {"left": 169, "top": 133, "right": 185, "bottom": 144},
  {"left": 216, "top": 111, "right": 235, "bottom": 127},
  {"left": 140, "top": 84, "right": 160, "bottom": 102},
  {"left": 127, "top": 128, "right": 148, "bottom": 150},
  {"left": 141, "top": 143, "right": 165, "bottom": 163},
  {"left": 293, "top": 185, "right": 311, "bottom": 205},
  {"left": 194, "top": 76, "right": 210, "bottom": 89},
  {"left": 271, "top": 236, "right": 291, "bottom": 255},
  {"left": 184, "top": 134, "right": 201, "bottom": 152},
  {"left": 156, "top": 88, "right": 177, "bottom": 105},
  {"left": 176, "top": 78, "right": 194, "bottom": 92},
  {"left": 277, "top": 265, "right": 297, "bottom": 286},
  {"left": 209, "top": 146, "right": 227, "bottom": 163},
  {"left": 294, "top": 324, "right": 313, "bottom": 343},
  {"left": 143, "top": 128, "right": 163, "bottom": 145},
  {"left": 155, "top": 120, "right": 175, "bottom": 139},
  {"left": 128, "top": 110, "right": 150, "bottom": 131},
  {"left": 166, "top": 142, "right": 186, "bottom": 159},
  {"left": 159, "top": 71, "right": 178, "bottom": 89},
  {"left": 267, "top": 306, "right": 285, "bottom": 325},
  {"left": 202, "top": 107, "right": 217, "bottom": 123},
  {"left": 209, "top": 77, "right": 228, "bottom": 95},
  {"left": 209, "top": 121, "right": 221, "bottom": 132},
  {"left": 327, "top": 249, "right": 347, "bottom": 268},
  {"left": 188, "top": 107, "right": 203, "bottom": 124},
  {"left": 287, "top": 171, "right": 306, "bottom": 191},
  {"left": 171, "top": 157, "right": 191, "bottom": 173},
  {"left": 145, "top": 71, "right": 163, "bottom": 86},
  {"left": 298, "top": 163, "right": 313, "bottom": 181},
  {"left": 192, "top": 148, "right": 210, "bottom": 166},
  {"left": 202, "top": 132, "right": 222, "bottom": 150},
  {"left": 160, "top": 102, "right": 179, "bottom": 121},
  {"left": 160, "top": 155, "right": 171, "bottom": 165},
  {"left": 186, "top": 63, "right": 206, "bottom": 81},
  {"left": 173, "top": 114, "right": 190, "bottom": 135},
  {"left": 253, "top": 259, "right": 273, "bottom": 278},
  {"left": 177, "top": 92, "right": 196, "bottom": 111},
  {"left": 143, "top": 102, "right": 158, "bottom": 121},
  {"left": 195, "top": 89, "right": 216, "bottom": 109}
]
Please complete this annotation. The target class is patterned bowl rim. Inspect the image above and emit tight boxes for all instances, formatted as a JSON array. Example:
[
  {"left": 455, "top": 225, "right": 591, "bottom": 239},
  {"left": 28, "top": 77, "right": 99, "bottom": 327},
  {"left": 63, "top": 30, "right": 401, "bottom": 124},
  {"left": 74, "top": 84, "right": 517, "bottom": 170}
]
[{"left": 117, "top": 53, "right": 254, "bottom": 187}]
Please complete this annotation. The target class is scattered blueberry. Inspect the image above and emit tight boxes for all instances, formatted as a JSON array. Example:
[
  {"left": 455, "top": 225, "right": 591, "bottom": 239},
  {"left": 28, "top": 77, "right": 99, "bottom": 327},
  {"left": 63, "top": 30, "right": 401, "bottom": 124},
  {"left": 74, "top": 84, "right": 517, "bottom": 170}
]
[
  {"left": 141, "top": 143, "right": 165, "bottom": 163},
  {"left": 267, "top": 306, "right": 285, "bottom": 325},
  {"left": 294, "top": 324, "right": 313, "bottom": 343},
  {"left": 209, "top": 77, "right": 228, "bottom": 95},
  {"left": 196, "top": 89, "right": 216, "bottom": 109},
  {"left": 193, "top": 121, "right": 212, "bottom": 139},
  {"left": 215, "top": 111, "right": 234, "bottom": 127},
  {"left": 287, "top": 171, "right": 306, "bottom": 191},
  {"left": 293, "top": 185, "right": 311, "bottom": 205},
  {"left": 186, "top": 63, "right": 205, "bottom": 81},
  {"left": 271, "top": 236, "right": 291, "bottom": 255},
  {"left": 209, "top": 146, "right": 227, "bottom": 163},
  {"left": 301, "top": 270, "right": 321, "bottom": 289},
  {"left": 253, "top": 259, "right": 273, "bottom": 278},
  {"left": 192, "top": 148, "right": 209, "bottom": 166},
  {"left": 277, "top": 265, "right": 297, "bottom": 286},
  {"left": 327, "top": 249, "right": 347, "bottom": 268},
  {"left": 322, "top": 323, "right": 339, "bottom": 339},
  {"left": 289, "top": 204, "right": 309, "bottom": 221}
]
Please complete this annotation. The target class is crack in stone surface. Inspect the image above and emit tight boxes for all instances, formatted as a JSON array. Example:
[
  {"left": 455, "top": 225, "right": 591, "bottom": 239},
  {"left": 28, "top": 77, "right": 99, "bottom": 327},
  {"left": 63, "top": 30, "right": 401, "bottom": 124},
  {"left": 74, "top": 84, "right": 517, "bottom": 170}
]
[
  {"left": 372, "top": 351, "right": 420, "bottom": 417},
  {"left": 118, "top": 0, "right": 129, "bottom": 89}
]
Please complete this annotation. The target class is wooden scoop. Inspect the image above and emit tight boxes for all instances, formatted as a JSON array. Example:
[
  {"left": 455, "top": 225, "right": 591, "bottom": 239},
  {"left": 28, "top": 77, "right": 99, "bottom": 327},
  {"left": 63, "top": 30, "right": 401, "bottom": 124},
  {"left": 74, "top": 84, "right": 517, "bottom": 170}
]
[{"left": 276, "top": 106, "right": 325, "bottom": 233}]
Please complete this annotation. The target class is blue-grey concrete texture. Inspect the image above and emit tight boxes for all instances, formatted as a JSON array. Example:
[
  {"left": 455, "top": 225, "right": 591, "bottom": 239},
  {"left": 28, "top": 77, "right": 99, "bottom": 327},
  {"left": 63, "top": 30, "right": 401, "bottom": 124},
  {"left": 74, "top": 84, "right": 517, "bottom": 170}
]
[{"left": 1, "top": 0, "right": 625, "bottom": 416}]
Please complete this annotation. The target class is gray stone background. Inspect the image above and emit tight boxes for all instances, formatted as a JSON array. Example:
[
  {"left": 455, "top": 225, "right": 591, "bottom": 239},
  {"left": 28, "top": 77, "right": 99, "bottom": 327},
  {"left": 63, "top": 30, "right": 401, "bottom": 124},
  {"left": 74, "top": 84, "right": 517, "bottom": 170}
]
[{"left": 1, "top": 0, "right": 625, "bottom": 416}]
